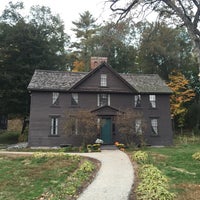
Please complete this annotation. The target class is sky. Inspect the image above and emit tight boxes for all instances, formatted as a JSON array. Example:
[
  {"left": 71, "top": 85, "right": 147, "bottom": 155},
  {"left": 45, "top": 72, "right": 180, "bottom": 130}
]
[{"left": 0, "top": 0, "right": 113, "bottom": 35}]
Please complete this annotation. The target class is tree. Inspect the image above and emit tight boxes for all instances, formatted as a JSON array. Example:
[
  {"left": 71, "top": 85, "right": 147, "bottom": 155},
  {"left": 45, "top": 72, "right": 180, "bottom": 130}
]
[
  {"left": 167, "top": 70, "right": 195, "bottom": 133},
  {"left": 137, "top": 22, "right": 197, "bottom": 80},
  {"left": 91, "top": 20, "right": 137, "bottom": 73},
  {"left": 63, "top": 110, "right": 99, "bottom": 146},
  {"left": 71, "top": 11, "right": 99, "bottom": 71},
  {"left": 108, "top": 0, "right": 200, "bottom": 73},
  {"left": 115, "top": 110, "right": 146, "bottom": 145},
  {"left": 0, "top": 2, "right": 69, "bottom": 130}
]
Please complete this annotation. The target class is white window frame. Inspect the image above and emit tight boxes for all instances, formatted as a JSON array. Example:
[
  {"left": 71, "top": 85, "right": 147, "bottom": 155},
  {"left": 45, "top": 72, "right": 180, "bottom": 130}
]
[
  {"left": 100, "top": 74, "right": 107, "bottom": 87},
  {"left": 71, "top": 93, "right": 78, "bottom": 105},
  {"left": 149, "top": 95, "right": 156, "bottom": 108},
  {"left": 151, "top": 118, "right": 158, "bottom": 135},
  {"left": 134, "top": 95, "right": 141, "bottom": 107},
  {"left": 50, "top": 117, "right": 58, "bottom": 135},
  {"left": 97, "top": 94, "right": 110, "bottom": 107},
  {"left": 52, "top": 92, "right": 59, "bottom": 105}
]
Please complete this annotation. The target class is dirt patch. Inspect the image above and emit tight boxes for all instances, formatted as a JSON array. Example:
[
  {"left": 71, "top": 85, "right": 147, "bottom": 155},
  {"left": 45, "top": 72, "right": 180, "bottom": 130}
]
[
  {"left": 175, "top": 183, "right": 200, "bottom": 200},
  {"left": 150, "top": 152, "right": 168, "bottom": 161}
]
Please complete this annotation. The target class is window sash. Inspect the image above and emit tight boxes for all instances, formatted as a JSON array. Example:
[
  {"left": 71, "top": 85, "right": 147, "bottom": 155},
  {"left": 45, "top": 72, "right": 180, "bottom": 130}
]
[
  {"left": 51, "top": 117, "right": 58, "bottom": 135},
  {"left": 135, "top": 119, "right": 142, "bottom": 134},
  {"left": 98, "top": 94, "right": 110, "bottom": 106},
  {"left": 52, "top": 92, "right": 59, "bottom": 105},
  {"left": 71, "top": 93, "right": 78, "bottom": 105},
  {"left": 100, "top": 74, "right": 107, "bottom": 87},
  {"left": 71, "top": 117, "right": 78, "bottom": 135},
  {"left": 151, "top": 119, "right": 158, "bottom": 135},
  {"left": 134, "top": 95, "right": 141, "bottom": 107},
  {"left": 149, "top": 95, "right": 156, "bottom": 108}
]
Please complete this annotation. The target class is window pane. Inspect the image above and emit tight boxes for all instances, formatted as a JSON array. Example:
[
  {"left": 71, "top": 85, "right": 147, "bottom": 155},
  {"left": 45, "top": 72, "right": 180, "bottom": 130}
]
[
  {"left": 71, "top": 117, "right": 78, "bottom": 135},
  {"left": 71, "top": 93, "right": 78, "bottom": 105},
  {"left": 51, "top": 117, "right": 58, "bottom": 135},
  {"left": 99, "top": 94, "right": 108, "bottom": 106},
  {"left": 135, "top": 119, "right": 142, "bottom": 134},
  {"left": 52, "top": 92, "right": 59, "bottom": 105},
  {"left": 134, "top": 95, "right": 141, "bottom": 107},
  {"left": 151, "top": 119, "right": 158, "bottom": 135},
  {"left": 149, "top": 95, "right": 156, "bottom": 108},
  {"left": 100, "top": 74, "right": 107, "bottom": 86}
]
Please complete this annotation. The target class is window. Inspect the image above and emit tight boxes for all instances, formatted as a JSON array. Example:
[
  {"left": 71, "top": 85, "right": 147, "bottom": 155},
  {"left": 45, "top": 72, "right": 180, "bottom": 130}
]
[
  {"left": 71, "top": 93, "right": 78, "bottom": 105},
  {"left": 100, "top": 74, "right": 107, "bottom": 87},
  {"left": 149, "top": 95, "right": 156, "bottom": 108},
  {"left": 134, "top": 95, "right": 141, "bottom": 107},
  {"left": 151, "top": 118, "right": 158, "bottom": 135},
  {"left": 71, "top": 117, "right": 78, "bottom": 135},
  {"left": 97, "top": 94, "right": 110, "bottom": 107},
  {"left": 135, "top": 119, "right": 142, "bottom": 135},
  {"left": 52, "top": 92, "right": 59, "bottom": 105},
  {"left": 50, "top": 117, "right": 58, "bottom": 135}
]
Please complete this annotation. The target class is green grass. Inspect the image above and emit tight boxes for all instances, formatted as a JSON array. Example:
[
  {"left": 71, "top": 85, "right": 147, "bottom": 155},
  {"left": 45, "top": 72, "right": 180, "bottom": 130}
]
[
  {"left": 140, "top": 137, "right": 200, "bottom": 200},
  {"left": 0, "top": 153, "right": 96, "bottom": 200}
]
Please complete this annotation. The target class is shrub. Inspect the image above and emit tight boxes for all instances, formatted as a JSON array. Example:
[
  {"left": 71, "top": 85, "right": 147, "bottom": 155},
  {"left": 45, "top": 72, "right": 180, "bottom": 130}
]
[
  {"left": 192, "top": 152, "right": 200, "bottom": 161},
  {"left": 33, "top": 152, "right": 78, "bottom": 159},
  {"left": 87, "top": 144, "right": 101, "bottom": 152},
  {"left": 132, "top": 151, "right": 148, "bottom": 164},
  {"left": 136, "top": 164, "right": 175, "bottom": 200}
]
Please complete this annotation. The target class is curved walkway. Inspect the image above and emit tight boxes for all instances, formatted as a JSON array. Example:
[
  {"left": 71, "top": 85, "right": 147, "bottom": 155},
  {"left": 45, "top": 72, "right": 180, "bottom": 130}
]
[{"left": 74, "top": 148, "right": 134, "bottom": 200}]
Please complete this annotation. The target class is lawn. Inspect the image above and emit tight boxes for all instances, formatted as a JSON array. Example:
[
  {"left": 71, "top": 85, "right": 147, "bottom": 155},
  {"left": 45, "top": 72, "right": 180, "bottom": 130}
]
[
  {"left": 0, "top": 152, "right": 97, "bottom": 200},
  {"left": 140, "top": 136, "right": 200, "bottom": 200}
]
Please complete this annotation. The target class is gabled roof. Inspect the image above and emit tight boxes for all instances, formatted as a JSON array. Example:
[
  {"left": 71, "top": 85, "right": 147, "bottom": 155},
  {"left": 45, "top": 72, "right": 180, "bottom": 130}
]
[
  {"left": 27, "top": 70, "right": 88, "bottom": 91},
  {"left": 120, "top": 74, "right": 172, "bottom": 93},
  {"left": 28, "top": 63, "right": 172, "bottom": 94},
  {"left": 70, "top": 62, "right": 137, "bottom": 92}
]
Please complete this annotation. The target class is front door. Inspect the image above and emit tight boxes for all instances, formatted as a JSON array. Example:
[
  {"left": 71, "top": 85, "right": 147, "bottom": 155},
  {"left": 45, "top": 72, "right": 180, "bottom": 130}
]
[{"left": 101, "top": 118, "right": 112, "bottom": 144}]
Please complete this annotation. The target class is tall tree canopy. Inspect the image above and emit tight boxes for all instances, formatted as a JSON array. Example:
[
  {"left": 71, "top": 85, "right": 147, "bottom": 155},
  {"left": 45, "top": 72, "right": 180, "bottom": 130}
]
[
  {"left": 108, "top": 0, "right": 200, "bottom": 73},
  {"left": 0, "top": 2, "right": 69, "bottom": 117},
  {"left": 136, "top": 22, "right": 197, "bottom": 80},
  {"left": 92, "top": 20, "right": 137, "bottom": 72},
  {"left": 71, "top": 11, "right": 99, "bottom": 71}
]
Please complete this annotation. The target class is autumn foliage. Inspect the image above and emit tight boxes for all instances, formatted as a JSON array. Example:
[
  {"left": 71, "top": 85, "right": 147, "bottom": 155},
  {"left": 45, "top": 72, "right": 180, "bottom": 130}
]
[
  {"left": 72, "top": 60, "right": 85, "bottom": 72},
  {"left": 167, "top": 70, "right": 195, "bottom": 128}
]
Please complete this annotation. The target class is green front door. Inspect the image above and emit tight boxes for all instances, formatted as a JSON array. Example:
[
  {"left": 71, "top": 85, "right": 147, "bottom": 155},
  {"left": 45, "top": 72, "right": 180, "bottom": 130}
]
[{"left": 101, "top": 118, "right": 112, "bottom": 144}]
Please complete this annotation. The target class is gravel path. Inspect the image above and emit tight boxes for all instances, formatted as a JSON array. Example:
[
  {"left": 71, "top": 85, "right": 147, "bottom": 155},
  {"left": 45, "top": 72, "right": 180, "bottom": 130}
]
[{"left": 74, "top": 148, "right": 134, "bottom": 200}]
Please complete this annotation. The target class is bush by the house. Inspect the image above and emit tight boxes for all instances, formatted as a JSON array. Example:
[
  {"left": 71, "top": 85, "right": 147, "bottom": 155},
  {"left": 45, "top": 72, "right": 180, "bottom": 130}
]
[{"left": 87, "top": 144, "right": 101, "bottom": 152}]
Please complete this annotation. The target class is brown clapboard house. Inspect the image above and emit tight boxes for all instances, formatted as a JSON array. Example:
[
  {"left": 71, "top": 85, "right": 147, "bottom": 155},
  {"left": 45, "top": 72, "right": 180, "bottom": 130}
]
[{"left": 28, "top": 62, "right": 173, "bottom": 147}]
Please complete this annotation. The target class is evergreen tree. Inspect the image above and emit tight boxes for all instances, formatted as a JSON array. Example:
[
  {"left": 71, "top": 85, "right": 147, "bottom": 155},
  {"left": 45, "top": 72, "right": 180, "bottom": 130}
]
[{"left": 71, "top": 11, "right": 99, "bottom": 71}]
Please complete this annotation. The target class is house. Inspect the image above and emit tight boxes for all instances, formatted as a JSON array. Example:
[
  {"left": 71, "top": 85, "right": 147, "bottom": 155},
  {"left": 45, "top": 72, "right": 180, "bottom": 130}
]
[{"left": 27, "top": 62, "right": 173, "bottom": 147}]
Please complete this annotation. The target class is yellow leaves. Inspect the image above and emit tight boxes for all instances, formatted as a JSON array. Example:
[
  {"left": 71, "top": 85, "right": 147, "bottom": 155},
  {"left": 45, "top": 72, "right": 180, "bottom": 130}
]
[
  {"left": 72, "top": 60, "right": 85, "bottom": 72},
  {"left": 167, "top": 70, "right": 195, "bottom": 120}
]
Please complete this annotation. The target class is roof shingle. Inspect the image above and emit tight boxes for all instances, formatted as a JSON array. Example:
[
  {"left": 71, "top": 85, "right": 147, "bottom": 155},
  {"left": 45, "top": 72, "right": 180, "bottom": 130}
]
[{"left": 28, "top": 68, "right": 172, "bottom": 94}]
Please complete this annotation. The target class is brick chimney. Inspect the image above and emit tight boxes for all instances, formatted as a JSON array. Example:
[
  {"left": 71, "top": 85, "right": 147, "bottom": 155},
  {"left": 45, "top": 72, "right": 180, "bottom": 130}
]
[{"left": 90, "top": 57, "right": 108, "bottom": 70}]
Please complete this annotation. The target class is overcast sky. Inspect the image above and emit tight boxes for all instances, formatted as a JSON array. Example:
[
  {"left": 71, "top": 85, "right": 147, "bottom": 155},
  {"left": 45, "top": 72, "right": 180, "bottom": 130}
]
[{"left": 0, "top": 0, "right": 113, "bottom": 34}]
